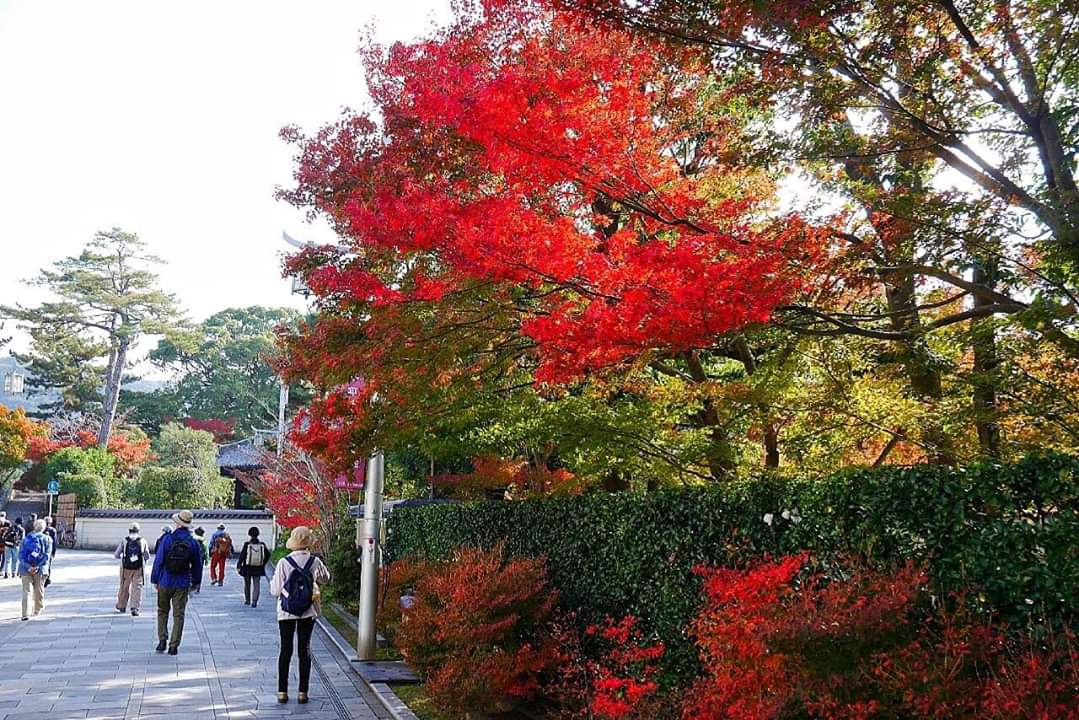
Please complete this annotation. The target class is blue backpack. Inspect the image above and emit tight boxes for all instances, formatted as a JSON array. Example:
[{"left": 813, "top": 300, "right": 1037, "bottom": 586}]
[
  {"left": 280, "top": 556, "right": 316, "bottom": 616},
  {"left": 24, "top": 533, "right": 48, "bottom": 567}
]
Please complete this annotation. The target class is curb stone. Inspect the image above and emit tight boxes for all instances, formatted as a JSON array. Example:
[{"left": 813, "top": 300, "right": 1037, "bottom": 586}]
[
  {"left": 371, "top": 682, "right": 422, "bottom": 720},
  {"left": 317, "top": 602, "right": 424, "bottom": 719}
]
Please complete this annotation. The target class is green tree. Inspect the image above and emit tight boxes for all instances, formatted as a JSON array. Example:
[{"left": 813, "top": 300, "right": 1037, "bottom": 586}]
[
  {"left": 43, "top": 446, "right": 117, "bottom": 507},
  {"left": 1, "top": 229, "right": 185, "bottom": 444},
  {"left": 18, "top": 328, "right": 107, "bottom": 417},
  {"left": 133, "top": 423, "right": 229, "bottom": 508},
  {"left": 138, "top": 306, "right": 304, "bottom": 437}
]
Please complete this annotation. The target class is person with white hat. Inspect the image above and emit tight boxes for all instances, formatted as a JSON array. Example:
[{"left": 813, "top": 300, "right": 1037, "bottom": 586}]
[
  {"left": 114, "top": 522, "right": 150, "bottom": 615},
  {"left": 269, "top": 526, "right": 330, "bottom": 705},
  {"left": 149, "top": 510, "right": 203, "bottom": 654},
  {"left": 18, "top": 518, "right": 52, "bottom": 620}
]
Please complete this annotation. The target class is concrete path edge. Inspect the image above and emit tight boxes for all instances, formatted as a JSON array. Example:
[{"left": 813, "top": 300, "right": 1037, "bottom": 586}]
[{"left": 315, "top": 606, "right": 421, "bottom": 720}]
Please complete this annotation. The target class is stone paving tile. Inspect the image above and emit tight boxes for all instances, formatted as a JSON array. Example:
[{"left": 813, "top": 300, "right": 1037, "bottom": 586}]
[{"left": 0, "top": 550, "right": 390, "bottom": 719}]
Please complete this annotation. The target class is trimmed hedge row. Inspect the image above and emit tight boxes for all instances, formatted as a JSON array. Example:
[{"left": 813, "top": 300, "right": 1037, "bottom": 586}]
[{"left": 384, "top": 453, "right": 1079, "bottom": 680}]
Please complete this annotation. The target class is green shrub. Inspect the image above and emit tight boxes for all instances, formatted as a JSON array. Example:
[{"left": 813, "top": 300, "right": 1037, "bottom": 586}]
[
  {"left": 43, "top": 447, "right": 117, "bottom": 507},
  {"left": 131, "top": 423, "right": 230, "bottom": 508},
  {"left": 327, "top": 508, "right": 361, "bottom": 604},
  {"left": 59, "top": 472, "right": 112, "bottom": 508},
  {"left": 385, "top": 453, "right": 1079, "bottom": 682}
]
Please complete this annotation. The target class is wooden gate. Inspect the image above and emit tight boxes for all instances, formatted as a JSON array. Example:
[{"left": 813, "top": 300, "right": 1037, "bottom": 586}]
[{"left": 56, "top": 493, "right": 77, "bottom": 534}]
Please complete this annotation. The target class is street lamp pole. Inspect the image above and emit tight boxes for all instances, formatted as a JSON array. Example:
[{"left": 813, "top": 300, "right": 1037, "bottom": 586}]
[
  {"left": 277, "top": 381, "right": 289, "bottom": 457},
  {"left": 357, "top": 451, "right": 385, "bottom": 660}
]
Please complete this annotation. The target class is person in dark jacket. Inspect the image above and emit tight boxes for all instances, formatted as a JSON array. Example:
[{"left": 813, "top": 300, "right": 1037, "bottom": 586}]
[
  {"left": 42, "top": 517, "right": 58, "bottom": 587},
  {"left": 150, "top": 511, "right": 202, "bottom": 655},
  {"left": 236, "top": 527, "right": 269, "bottom": 608},
  {"left": 0, "top": 519, "right": 12, "bottom": 578},
  {"left": 6, "top": 519, "right": 25, "bottom": 578},
  {"left": 153, "top": 525, "right": 171, "bottom": 554},
  {"left": 192, "top": 527, "right": 209, "bottom": 593}
]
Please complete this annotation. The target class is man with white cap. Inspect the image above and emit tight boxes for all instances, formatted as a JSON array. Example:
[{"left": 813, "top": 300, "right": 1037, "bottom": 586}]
[
  {"left": 150, "top": 510, "right": 203, "bottom": 654},
  {"left": 114, "top": 522, "right": 150, "bottom": 615},
  {"left": 18, "top": 518, "right": 52, "bottom": 620}
]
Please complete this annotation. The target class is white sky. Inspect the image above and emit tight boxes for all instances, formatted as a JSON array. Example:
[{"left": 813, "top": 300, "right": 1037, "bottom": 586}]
[{"left": 0, "top": 0, "right": 453, "bottom": 356}]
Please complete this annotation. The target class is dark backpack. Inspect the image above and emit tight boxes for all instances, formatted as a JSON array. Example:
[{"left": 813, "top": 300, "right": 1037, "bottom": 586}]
[
  {"left": 280, "top": 556, "right": 316, "bottom": 616},
  {"left": 164, "top": 537, "right": 192, "bottom": 575},
  {"left": 122, "top": 537, "right": 144, "bottom": 570}
]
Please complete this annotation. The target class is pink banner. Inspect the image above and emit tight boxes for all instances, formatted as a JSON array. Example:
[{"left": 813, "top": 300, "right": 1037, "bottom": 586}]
[{"left": 334, "top": 458, "right": 366, "bottom": 490}]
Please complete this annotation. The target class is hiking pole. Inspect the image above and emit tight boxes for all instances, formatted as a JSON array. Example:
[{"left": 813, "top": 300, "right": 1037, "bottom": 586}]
[{"left": 357, "top": 451, "right": 385, "bottom": 660}]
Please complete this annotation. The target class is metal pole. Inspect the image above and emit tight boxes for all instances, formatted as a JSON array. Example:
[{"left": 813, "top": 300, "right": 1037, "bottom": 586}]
[
  {"left": 357, "top": 452, "right": 384, "bottom": 660},
  {"left": 277, "top": 382, "right": 289, "bottom": 457}
]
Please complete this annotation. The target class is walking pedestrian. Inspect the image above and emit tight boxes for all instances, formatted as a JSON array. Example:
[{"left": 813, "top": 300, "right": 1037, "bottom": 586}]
[
  {"left": 150, "top": 510, "right": 202, "bottom": 655},
  {"left": 18, "top": 518, "right": 53, "bottom": 620},
  {"left": 236, "top": 527, "right": 269, "bottom": 608},
  {"left": 6, "top": 518, "right": 25, "bottom": 577},
  {"left": 0, "top": 519, "right": 11, "bottom": 579},
  {"left": 114, "top": 523, "right": 150, "bottom": 616},
  {"left": 153, "top": 525, "right": 171, "bottom": 554},
  {"left": 209, "top": 524, "right": 233, "bottom": 586},
  {"left": 270, "top": 526, "right": 330, "bottom": 705},
  {"left": 42, "top": 517, "right": 58, "bottom": 587},
  {"left": 193, "top": 527, "right": 209, "bottom": 593}
]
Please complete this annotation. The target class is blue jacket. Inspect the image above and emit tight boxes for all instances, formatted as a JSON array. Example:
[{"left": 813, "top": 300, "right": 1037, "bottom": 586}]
[
  {"left": 18, "top": 531, "right": 52, "bottom": 576},
  {"left": 150, "top": 528, "right": 203, "bottom": 590}
]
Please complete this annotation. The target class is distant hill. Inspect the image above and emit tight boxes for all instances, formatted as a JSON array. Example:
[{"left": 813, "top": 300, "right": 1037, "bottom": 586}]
[{"left": 122, "top": 379, "right": 169, "bottom": 394}]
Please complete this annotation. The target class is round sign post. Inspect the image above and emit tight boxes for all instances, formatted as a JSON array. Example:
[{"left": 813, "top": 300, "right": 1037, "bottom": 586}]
[{"left": 46, "top": 480, "right": 60, "bottom": 519}]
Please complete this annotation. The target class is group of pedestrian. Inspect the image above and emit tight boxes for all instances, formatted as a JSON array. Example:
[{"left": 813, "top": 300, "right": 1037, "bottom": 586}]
[
  {"left": 106, "top": 511, "right": 328, "bottom": 704},
  {"left": 0, "top": 512, "right": 60, "bottom": 620},
  {"left": 0, "top": 513, "right": 25, "bottom": 578}
]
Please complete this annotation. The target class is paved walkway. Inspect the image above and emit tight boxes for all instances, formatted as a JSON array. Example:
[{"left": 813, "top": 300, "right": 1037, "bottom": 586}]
[{"left": 0, "top": 550, "right": 389, "bottom": 720}]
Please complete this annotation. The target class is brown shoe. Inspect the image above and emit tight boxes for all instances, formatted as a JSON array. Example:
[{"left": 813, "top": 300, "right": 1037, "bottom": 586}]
[
  {"left": 297, "top": 693, "right": 308, "bottom": 704},
  {"left": 277, "top": 692, "right": 288, "bottom": 704}
]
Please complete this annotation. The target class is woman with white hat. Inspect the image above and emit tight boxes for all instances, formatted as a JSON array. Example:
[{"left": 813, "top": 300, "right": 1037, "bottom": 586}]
[{"left": 269, "top": 526, "right": 330, "bottom": 705}]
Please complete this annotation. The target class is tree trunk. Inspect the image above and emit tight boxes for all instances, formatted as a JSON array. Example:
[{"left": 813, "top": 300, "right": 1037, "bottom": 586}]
[
  {"left": 732, "top": 336, "right": 780, "bottom": 467},
  {"left": 972, "top": 260, "right": 1002, "bottom": 457},
  {"left": 884, "top": 273, "right": 955, "bottom": 464},
  {"left": 97, "top": 336, "right": 129, "bottom": 448},
  {"left": 684, "top": 351, "right": 737, "bottom": 481}
]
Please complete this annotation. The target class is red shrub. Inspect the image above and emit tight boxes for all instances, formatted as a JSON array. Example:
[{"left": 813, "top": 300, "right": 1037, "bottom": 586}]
[
  {"left": 395, "top": 545, "right": 561, "bottom": 715},
  {"left": 180, "top": 417, "right": 236, "bottom": 442},
  {"left": 684, "top": 556, "right": 1079, "bottom": 719},
  {"left": 549, "top": 615, "right": 669, "bottom": 720},
  {"left": 376, "top": 558, "right": 432, "bottom": 646}
]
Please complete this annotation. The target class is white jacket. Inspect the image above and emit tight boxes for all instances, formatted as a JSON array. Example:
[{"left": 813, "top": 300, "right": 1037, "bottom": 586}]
[{"left": 269, "top": 550, "right": 331, "bottom": 621}]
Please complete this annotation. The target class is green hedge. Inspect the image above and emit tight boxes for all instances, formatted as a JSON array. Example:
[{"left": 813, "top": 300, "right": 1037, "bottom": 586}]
[{"left": 385, "top": 453, "right": 1079, "bottom": 680}]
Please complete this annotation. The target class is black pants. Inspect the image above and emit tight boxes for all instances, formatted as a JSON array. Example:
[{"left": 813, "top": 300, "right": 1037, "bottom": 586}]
[
  {"left": 278, "top": 617, "right": 315, "bottom": 693},
  {"left": 243, "top": 576, "right": 261, "bottom": 605}
]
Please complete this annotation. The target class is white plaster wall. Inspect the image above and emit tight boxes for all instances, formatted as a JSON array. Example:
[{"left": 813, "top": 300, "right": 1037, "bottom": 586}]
[{"left": 76, "top": 516, "right": 278, "bottom": 552}]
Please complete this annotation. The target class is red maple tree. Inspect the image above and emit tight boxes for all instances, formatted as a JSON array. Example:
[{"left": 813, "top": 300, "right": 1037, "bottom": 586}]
[{"left": 278, "top": 1, "right": 827, "bottom": 473}]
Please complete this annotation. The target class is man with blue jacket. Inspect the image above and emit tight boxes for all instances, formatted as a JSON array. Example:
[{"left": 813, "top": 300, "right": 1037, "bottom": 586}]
[
  {"left": 19, "top": 518, "right": 53, "bottom": 620},
  {"left": 150, "top": 510, "right": 202, "bottom": 655}
]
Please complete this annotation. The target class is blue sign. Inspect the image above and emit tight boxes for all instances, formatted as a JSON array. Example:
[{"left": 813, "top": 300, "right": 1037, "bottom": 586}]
[{"left": 46, "top": 480, "right": 60, "bottom": 495}]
